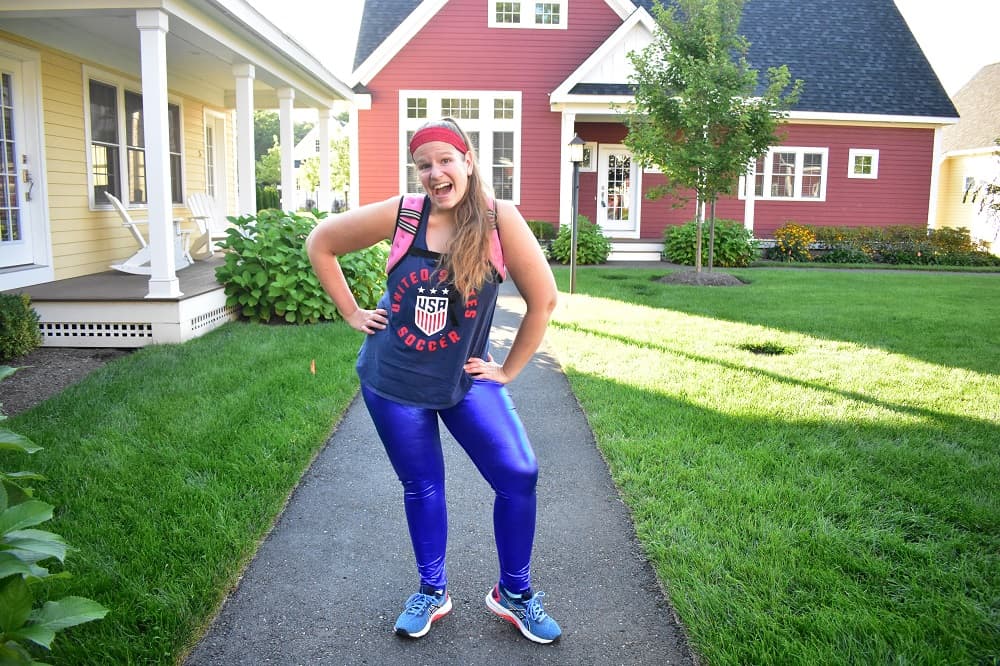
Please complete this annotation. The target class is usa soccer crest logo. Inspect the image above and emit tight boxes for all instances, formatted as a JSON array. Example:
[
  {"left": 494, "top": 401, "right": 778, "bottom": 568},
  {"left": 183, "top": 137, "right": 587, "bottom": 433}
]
[{"left": 415, "top": 295, "right": 449, "bottom": 336}]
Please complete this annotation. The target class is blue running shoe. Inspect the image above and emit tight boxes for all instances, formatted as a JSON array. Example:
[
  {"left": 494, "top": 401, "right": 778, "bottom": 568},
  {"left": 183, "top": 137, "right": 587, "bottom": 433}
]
[
  {"left": 485, "top": 584, "right": 562, "bottom": 644},
  {"left": 394, "top": 586, "right": 452, "bottom": 638}
]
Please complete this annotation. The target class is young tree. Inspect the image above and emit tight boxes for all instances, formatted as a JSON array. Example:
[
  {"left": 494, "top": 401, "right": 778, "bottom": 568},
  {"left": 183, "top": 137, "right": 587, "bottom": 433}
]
[
  {"left": 298, "top": 136, "right": 351, "bottom": 208},
  {"left": 625, "top": 0, "right": 801, "bottom": 271}
]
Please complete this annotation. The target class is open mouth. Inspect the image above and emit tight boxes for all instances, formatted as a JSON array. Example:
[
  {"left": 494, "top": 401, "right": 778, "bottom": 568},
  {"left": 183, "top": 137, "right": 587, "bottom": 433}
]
[{"left": 432, "top": 183, "right": 453, "bottom": 196}]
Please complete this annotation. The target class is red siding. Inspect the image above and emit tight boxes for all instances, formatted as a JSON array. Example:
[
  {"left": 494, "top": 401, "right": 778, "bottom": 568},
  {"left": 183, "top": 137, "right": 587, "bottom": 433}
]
[
  {"left": 358, "top": 0, "right": 621, "bottom": 223},
  {"left": 359, "top": 1, "right": 937, "bottom": 240}
]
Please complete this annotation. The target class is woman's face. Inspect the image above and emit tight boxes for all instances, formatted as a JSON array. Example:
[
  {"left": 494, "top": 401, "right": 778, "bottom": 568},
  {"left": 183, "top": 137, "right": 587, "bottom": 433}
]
[{"left": 412, "top": 140, "right": 474, "bottom": 211}]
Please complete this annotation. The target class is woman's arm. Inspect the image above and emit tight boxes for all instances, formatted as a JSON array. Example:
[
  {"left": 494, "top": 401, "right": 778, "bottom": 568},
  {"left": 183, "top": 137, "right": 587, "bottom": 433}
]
[
  {"left": 306, "top": 196, "right": 399, "bottom": 333},
  {"left": 465, "top": 200, "right": 557, "bottom": 383}
]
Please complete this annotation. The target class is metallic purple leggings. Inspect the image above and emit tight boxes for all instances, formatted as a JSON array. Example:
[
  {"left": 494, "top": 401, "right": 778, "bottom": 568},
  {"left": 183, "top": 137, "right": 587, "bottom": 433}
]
[{"left": 361, "top": 380, "right": 538, "bottom": 594}]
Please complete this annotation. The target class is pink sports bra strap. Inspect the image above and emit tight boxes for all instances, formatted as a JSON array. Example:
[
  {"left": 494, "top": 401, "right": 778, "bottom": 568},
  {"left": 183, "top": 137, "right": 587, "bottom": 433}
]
[{"left": 386, "top": 194, "right": 425, "bottom": 274}]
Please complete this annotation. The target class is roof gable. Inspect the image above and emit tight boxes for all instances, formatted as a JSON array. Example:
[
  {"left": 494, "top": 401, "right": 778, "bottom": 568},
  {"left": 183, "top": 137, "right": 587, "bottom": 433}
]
[
  {"left": 352, "top": 0, "right": 638, "bottom": 84},
  {"left": 942, "top": 62, "right": 1000, "bottom": 152}
]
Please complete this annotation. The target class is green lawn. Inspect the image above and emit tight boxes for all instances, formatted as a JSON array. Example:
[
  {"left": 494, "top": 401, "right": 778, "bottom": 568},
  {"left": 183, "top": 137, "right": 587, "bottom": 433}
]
[
  {"left": 3, "top": 321, "right": 361, "bottom": 664},
  {"left": 548, "top": 266, "right": 999, "bottom": 665},
  {"left": 2, "top": 267, "right": 997, "bottom": 664}
]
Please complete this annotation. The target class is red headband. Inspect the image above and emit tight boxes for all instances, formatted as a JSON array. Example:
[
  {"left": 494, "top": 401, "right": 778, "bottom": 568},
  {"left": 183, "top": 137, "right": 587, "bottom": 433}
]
[{"left": 409, "top": 126, "right": 469, "bottom": 156}]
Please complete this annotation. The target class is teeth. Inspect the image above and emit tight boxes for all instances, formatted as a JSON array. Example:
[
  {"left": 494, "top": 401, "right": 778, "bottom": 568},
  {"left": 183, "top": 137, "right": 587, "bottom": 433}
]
[{"left": 433, "top": 183, "right": 450, "bottom": 191}]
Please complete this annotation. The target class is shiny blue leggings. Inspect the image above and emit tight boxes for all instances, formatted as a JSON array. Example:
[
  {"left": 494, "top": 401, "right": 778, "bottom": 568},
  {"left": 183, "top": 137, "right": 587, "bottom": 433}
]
[{"left": 361, "top": 380, "right": 538, "bottom": 594}]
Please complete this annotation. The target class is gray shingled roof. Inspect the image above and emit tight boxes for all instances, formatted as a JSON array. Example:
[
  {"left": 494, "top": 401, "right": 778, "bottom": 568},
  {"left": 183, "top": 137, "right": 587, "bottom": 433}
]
[
  {"left": 941, "top": 62, "right": 1000, "bottom": 152},
  {"left": 355, "top": 0, "right": 957, "bottom": 119}
]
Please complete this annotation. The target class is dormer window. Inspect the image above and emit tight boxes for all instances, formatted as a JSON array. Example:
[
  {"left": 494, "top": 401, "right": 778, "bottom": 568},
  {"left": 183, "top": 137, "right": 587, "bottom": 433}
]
[{"left": 489, "top": 1, "right": 567, "bottom": 29}]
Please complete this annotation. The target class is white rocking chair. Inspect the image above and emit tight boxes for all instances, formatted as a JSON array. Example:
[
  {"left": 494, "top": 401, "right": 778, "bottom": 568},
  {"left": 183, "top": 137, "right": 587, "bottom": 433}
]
[
  {"left": 186, "top": 192, "right": 232, "bottom": 257},
  {"left": 106, "top": 192, "right": 193, "bottom": 275}
]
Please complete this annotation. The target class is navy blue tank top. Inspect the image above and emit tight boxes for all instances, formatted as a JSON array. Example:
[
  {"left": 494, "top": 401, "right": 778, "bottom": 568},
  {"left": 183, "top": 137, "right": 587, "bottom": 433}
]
[{"left": 356, "top": 199, "right": 501, "bottom": 409}]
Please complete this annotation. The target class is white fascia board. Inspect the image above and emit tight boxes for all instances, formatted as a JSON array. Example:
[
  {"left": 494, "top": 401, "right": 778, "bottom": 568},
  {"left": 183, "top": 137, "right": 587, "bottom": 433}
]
[
  {"left": 943, "top": 146, "right": 1000, "bottom": 159},
  {"left": 604, "top": 0, "right": 639, "bottom": 20},
  {"left": 550, "top": 6, "right": 655, "bottom": 101},
  {"left": 786, "top": 110, "right": 960, "bottom": 128},
  {"left": 351, "top": 0, "right": 448, "bottom": 87},
  {"left": 550, "top": 98, "right": 635, "bottom": 113},
  {"left": 194, "top": 0, "right": 355, "bottom": 104}
]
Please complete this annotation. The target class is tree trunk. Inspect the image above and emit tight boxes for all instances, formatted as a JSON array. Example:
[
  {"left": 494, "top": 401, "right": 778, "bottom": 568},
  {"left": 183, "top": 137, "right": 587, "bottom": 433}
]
[
  {"left": 694, "top": 197, "right": 703, "bottom": 273},
  {"left": 707, "top": 198, "right": 717, "bottom": 272}
]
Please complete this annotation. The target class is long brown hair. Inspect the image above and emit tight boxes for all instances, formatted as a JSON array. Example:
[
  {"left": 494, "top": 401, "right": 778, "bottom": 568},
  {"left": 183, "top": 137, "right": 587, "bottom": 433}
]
[{"left": 415, "top": 117, "right": 496, "bottom": 300}]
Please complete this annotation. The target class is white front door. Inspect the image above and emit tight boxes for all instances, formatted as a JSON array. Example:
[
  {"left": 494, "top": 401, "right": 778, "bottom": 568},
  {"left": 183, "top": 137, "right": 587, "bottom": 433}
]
[
  {"left": 0, "top": 56, "right": 40, "bottom": 268},
  {"left": 596, "top": 145, "right": 637, "bottom": 233}
]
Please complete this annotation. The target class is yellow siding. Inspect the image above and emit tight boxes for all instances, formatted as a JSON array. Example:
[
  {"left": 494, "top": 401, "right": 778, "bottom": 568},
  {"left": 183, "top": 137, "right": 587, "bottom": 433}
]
[
  {"left": 0, "top": 31, "right": 235, "bottom": 280},
  {"left": 935, "top": 152, "right": 1000, "bottom": 251}
]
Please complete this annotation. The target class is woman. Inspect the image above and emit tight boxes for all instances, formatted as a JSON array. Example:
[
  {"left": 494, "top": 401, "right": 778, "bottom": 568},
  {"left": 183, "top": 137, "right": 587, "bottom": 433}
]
[{"left": 306, "top": 118, "right": 561, "bottom": 644}]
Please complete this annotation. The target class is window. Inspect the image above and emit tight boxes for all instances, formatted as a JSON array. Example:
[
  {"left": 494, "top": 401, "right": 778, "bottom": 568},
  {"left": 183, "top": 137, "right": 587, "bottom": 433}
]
[
  {"left": 740, "top": 147, "right": 828, "bottom": 201},
  {"left": 579, "top": 142, "right": 597, "bottom": 172},
  {"left": 401, "top": 92, "right": 521, "bottom": 201},
  {"left": 87, "top": 76, "right": 182, "bottom": 207},
  {"left": 489, "top": 0, "right": 567, "bottom": 28},
  {"left": 848, "top": 148, "right": 879, "bottom": 179}
]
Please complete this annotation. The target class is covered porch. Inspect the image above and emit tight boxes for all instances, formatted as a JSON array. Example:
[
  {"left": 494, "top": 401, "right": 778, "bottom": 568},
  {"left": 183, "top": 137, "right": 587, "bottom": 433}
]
[{"left": 8, "top": 257, "right": 234, "bottom": 348}]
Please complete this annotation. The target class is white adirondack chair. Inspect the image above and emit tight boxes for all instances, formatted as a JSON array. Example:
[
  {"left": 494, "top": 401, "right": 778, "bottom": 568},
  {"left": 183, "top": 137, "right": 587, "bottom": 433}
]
[
  {"left": 186, "top": 192, "right": 232, "bottom": 257},
  {"left": 106, "top": 192, "right": 193, "bottom": 275}
]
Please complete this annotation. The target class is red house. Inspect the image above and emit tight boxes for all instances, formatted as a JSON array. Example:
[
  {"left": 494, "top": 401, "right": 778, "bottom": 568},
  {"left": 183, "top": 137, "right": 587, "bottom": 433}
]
[{"left": 348, "top": 0, "right": 958, "bottom": 259}]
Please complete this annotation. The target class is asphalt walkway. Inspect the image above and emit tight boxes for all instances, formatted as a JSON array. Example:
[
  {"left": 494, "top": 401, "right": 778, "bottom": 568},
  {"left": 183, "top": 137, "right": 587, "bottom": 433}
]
[{"left": 185, "top": 281, "right": 694, "bottom": 665}]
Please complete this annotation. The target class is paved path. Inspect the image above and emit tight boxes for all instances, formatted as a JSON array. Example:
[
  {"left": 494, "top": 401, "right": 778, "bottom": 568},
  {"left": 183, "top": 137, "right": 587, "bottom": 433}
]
[{"left": 185, "top": 283, "right": 694, "bottom": 666}]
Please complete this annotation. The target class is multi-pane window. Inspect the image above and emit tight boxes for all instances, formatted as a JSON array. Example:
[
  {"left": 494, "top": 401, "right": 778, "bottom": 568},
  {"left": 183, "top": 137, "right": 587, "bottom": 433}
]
[
  {"left": 535, "top": 3, "right": 560, "bottom": 25},
  {"left": 407, "top": 97, "right": 427, "bottom": 119},
  {"left": 401, "top": 92, "right": 520, "bottom": 201},
  {"left": 88, "top": 78, "right": 182, "bottom": 206},
  {"left": 489, "top": 0, "right": 566, "bottom": 28},
  {"left": 495, "top": 2, "right": 520, "bottom": 23},
  {"left": 742, "top": 147, "right": 827, "bottom": 201},
  {"left": 848, "top": 148, "right": 879, "bottom": 179},
  {"left": 205, "top": 124, "right": 216, "bottom": 198},
  {"left": 441, "top": 98, "right": 479, "bottom": 120}
]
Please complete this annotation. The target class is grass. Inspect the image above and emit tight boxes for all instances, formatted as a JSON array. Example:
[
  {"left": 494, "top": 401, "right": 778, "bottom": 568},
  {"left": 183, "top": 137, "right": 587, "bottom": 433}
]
[
  {"left": 2, "top": 266, "right": 998, "bottom": 664},
  {"left": 2, "top": 321, "right": 361, "bottom": 664},
  {"left": 547, "top": 266, "right": 999, "bottom": 665}
]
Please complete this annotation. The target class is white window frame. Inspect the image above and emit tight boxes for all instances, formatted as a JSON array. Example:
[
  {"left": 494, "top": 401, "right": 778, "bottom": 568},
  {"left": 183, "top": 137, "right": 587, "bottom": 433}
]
[
  {"left": 579, "top": 142, "right": 597, "bottom": 172},
  {"left": 848, "top": 148, "right": 879, "bottom": 179},
  {"left": 488, "top": 1, "right": 568, "bottom": 29},
  {"left": 83, "top": 66, "right": 185, "bottom": 210},
  {"left": 399, "top": 90, "right": 522, "bottom": 204},
  {"left": 739, "top": 147, "right": 829, "bottom": 202}
]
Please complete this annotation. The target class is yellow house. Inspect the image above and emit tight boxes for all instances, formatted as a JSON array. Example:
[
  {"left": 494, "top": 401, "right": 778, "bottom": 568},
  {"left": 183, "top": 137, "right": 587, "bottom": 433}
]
[
  {"left": 935, "top": 62, "right": 1000, "bottom": 253},
  {"left": 0, "top": 0, "right": 356, "bottom": 345}
]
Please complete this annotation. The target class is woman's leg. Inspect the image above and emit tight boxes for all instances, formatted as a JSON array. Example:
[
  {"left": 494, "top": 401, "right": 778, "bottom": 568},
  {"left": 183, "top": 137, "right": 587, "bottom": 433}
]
[
  {"left": 440, "top": 380, "right": 538, "bottom": 594},
  {"left": 361, "top": 385, "right": 448, "bottom": 590}
]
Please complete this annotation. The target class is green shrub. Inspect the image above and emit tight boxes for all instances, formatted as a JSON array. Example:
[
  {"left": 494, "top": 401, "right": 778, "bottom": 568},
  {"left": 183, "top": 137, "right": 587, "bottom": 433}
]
[
  {"left": 1, "top": 364, "right": 108, "bottom": 661},
  {"left": 526, "top": 220, "right": 557, "bottom": 241},
  {"left": 662, "top": 219, "right": 758, "bottom": 267},
  {"left": 548, "top": 215, "right": 612, "bottom": 265},
  {"left": 215, "top": 210, "right": 388, "bottom": 324},
  {"left": 0, "top": 294, "right": 41, "bottom": 362},
  {"left": 772, "top": 223, "right": 815, "bottom": 262},
  {"left": 255, "top": 184, "right": 280, "bottom": 211}
]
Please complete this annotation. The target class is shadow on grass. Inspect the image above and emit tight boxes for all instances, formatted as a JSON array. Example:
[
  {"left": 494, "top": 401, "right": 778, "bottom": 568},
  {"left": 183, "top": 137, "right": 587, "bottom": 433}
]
[
  {"left": 553, "top": 267, "right": 1000, "bottom": 376},
  {"left": 563, "top": 370, "right": 998, "bottom": 666}
]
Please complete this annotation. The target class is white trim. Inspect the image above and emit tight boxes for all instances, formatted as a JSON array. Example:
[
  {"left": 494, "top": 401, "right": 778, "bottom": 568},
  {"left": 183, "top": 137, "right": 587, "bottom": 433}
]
[
  {"left": 738, "top": 147, "right": 830, "bottom": 202},
  {"left": 398, "top": 90, "right": 522, "bottom": 204},
  {"left": 580, "top": 142, "right": 597, "bottom": 172},
  {"left": 488, "top": 1, "right": 568, "bottom": 30},
  {"left": 847, "top": 148, "right": 879, "bottom": 179},
  {"left": 927, "top": 128, "right": 944, "bottom": 230},
  {"left": 353, "top": 0, "right": 640, "bottom": 86},
  {"left": 0, "top": 38, "right": 53, "bottom": 283},
  {"left": 550, "top": 7, "right": 655, "bottom": 102},
  {"left": 786, "top": 111, "right": 958, "bottom": 127},
  {"left": 352, "top": 0, "right": 449, "bottom": 86},
  {"left": 82, "top": 65, "right": 186, "bottom": 212},
  {"left": 942, "top": 146, "right": 1000, "bottom": 159}
]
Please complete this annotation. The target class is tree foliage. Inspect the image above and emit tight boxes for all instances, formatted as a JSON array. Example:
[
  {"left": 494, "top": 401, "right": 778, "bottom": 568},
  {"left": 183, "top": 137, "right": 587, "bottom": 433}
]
[
  {"left": 625, "top": 0, "right": 802, "bottom": 270},
  {"left": 962, "top": 138, "right": 1000, "bottom": 248},
  {"left": 298, "top": 136, "right": 351, "bottom": 195}
]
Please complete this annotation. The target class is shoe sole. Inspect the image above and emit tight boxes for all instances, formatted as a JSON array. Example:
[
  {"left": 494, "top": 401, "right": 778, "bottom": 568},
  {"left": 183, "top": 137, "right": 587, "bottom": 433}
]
[
  {"left": 484, "top": 589, "right": 556, "bottom": 644},
  {"left": 394, "top": 594, "right": 452, "bottom": 639}
]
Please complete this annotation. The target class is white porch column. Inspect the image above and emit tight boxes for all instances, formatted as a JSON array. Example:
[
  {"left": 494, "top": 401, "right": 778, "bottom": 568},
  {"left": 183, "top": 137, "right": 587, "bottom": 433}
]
[
  {"left": 318, "top": 107, "right": 332, "bottom": 212},
  {"left": 348, "top": 104, "right": 362, "bottom": 209},
  {"left": 136, "top": 9, "right": 180, "bottom": 299},
  {"left": 743, "top": 162, "right": 756, "bottom": 234},
  {"left": 233, "top": 63, "right": 256, "bottom": 215},
  {"left": 277, "top": 87, "right": 296, "bottom": 211},
  {"left": 927, "top": 127, "right": 944, "bottom": 229},
  {"left": 559, "top": 112, "right": 577, "bottom": 230}
]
